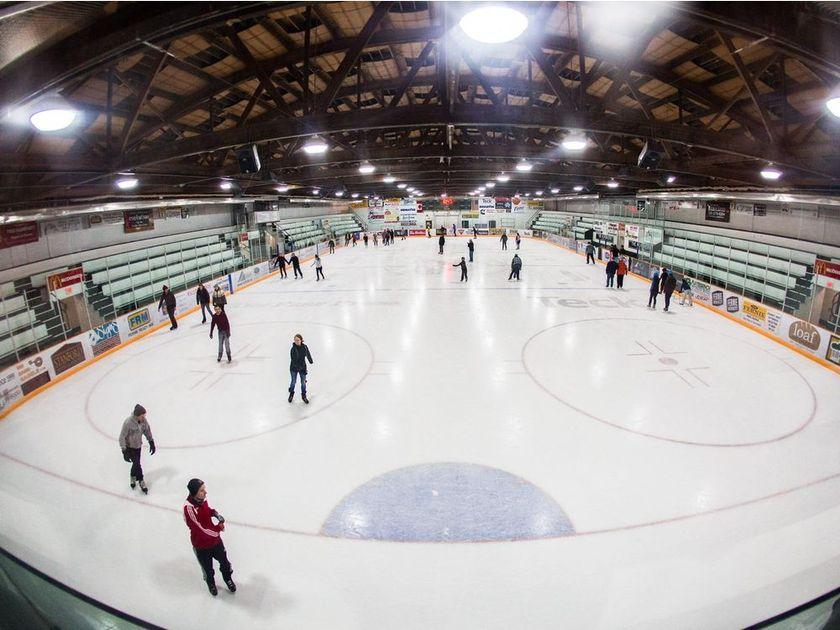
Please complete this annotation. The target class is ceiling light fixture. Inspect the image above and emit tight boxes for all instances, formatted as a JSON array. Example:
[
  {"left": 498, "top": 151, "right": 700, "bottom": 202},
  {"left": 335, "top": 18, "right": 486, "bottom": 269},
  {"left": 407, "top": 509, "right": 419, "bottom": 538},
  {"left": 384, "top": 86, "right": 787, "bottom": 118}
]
[
  {"left": 116, "top": 177, "right": 139, "bottom": 190},
  {"left": 496, "top": 173, "right": 510, "bottom": 182},
  {"left": 29, "top": 108, "right": 77, "bottom": 131},
  {"left": 535, "top": 190, "right": 544, "bottom": 195},
  {"left": 311, "top": 188, "right": 321, "bottom": 195},
  {"left": 606, "top": 180, "right": 619, "bottom": 188},
  {"left": 573, "top": 185, "right": 584, "bottom": 192},
  {"left": 219, "top": 180, "right": 233, "bottom": 190},
  {"left": 275, "top": 184, "right": 290, "bottom": 193},
  {"left": 397, "top": 183, "right": 407, "bottom": 189},
  {"left": 515, "top": 159, "right": 533, "bottom": 172},
  {"left": 666, "top": 175, "right": 676, "bottom": 184},
  {"left": 351, "top": 192, "right": 359, "bottom": 198},
  {"left": 358, "top": 161, "right": 375, "bottom": 174},
  {"left": 485, "top": 181, "right": 496, "bottom": 188},
  {"left": 302, "top": 135, "right": 329, "bottom": 154},
  {"left": 459, "top": 6, "right": 529, "bottom": 44},
  {"left": 826, "top": 96, "right": 840, "bottom": 119},
  {"left": 760, "top": 165, "right": 783, "bottom": 180},
  {"left": 550, "top": 187, "right": 560, "bottom": 194},
  {"left": 335, "top": 190, "right": 345, "bottom": 197},
  {"left": 562, "top": 133, "right": 587, "bottom": 151},
  {"left": 382, "top": 174, "right": 396, "bottom": 183}
]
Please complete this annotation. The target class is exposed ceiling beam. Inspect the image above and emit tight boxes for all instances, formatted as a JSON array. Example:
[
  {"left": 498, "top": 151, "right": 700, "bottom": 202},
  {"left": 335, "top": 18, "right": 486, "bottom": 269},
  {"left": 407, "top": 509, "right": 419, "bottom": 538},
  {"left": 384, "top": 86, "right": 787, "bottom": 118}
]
[
  {"left": 119, "top": 48, "right": 168, "bottom": 153},
  {"left": 222, "top": 25, "right": 293, "bottom": 115},
  {"left": 389, "top": 41, "right": 435, "bottom": 108}
]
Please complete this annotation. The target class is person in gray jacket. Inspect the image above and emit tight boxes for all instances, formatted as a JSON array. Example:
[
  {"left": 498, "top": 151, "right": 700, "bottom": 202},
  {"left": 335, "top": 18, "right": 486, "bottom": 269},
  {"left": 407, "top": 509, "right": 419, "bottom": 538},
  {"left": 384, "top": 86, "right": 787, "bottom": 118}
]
[{"left": 119, "top": 404, "right": 156, "bottom": 494}]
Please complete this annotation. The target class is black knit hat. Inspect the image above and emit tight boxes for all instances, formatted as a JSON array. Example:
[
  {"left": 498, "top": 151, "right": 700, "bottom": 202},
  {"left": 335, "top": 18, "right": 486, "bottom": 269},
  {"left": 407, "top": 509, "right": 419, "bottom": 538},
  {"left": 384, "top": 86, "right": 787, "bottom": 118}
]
[
  {"left": 187, "top": 478, "right": 204, "bottom": 496},
  {"left": 133, "top": 404, "right": 146, "bottom": 416}
]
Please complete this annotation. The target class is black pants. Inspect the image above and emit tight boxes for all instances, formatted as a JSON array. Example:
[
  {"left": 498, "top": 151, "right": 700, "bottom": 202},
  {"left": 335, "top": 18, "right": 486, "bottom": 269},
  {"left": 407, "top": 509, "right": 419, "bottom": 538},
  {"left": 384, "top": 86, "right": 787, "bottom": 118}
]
[
  {"left": 509, "top": 269, "right": 520, "bottom": 280},
  {"left": 293, "top": 265, "right": 302, "bottom": 278},
  {"left": 200, "top": 302, "right": 213, "bottom": 322},
  {"left": 167, "top": 306, "right": 177, "bottom": 328},
  {"left": 501, "top": 242, "right": 507, "bottom": 250},
  {"left": 616, "top": 274, "right": 624, "bottom": 288},
  {"left": 329, "top": 244, "right": 334, "bottom": 253},
  {"left": 664, "top": 291, "right": 673, "bottom": 310},
  {"left": 194, "top": 542, "right": 232, "bottom": 585},
  {"left": 648, "top": 291, "right": 658, "bottom": 307},
  {"left": 606, "top": 273, "right": 614, "bottom": 287},
  {"left": 460, "top": 270, "right": 467, "bottom": 282},
  {"left": 586, "top": 253, "right": 595, "bottom": 264},
  {"left": 468, "top": 251, "right": 473, "bottom": 262},
  {"left": 279, "top": 266, "right": 287, "bottom": 278},
  {"left": 316, "top": 268, "right": 325, "bottom": 280},
  {"left": 127, "top": 447, "right": 144, "bottom": 481},
  {"left": 439, "top": 245, "right": 444, "bottom": 254}
]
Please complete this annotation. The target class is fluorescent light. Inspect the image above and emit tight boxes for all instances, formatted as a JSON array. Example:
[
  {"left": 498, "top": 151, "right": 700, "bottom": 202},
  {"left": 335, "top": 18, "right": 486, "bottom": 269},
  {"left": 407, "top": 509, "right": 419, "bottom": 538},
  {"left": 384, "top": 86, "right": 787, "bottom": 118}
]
[
  {"left": 516, "top": 160, "right": 533, "bottom": 172},
  {"left": 550, "top": 187, "right": 560, "bottom": 194},
  {"left": 535, "top": 190, "right": 544, "bottom": 195},
  {"left": 275, "top": 184, "right": 290, "bottom": 193},
  {"left": 760, "top": 166, "right": 782, "bottom": 180},
  {"left": 397, "top": 183, "right": 408, "bottom": 189},
  {"left": 335, "top": 190, "right": 345, "bottom": 197},
  {"left": 441, "top": 193, "right": 448, "bottom": 198},
  {"left": 302, "top": 136, "right": 328, "bottom": 154},
  {"left": 573, "top": 185, "right": 584, "bottom": 192},
  {"left": 666, "top": 175, "right": 676, "bottom": 184},
  {"left": 219, "top": 180, "right": 233, "bottom": 190},
  {"left": 312, "top": 188, "right": 320, "bottom": 195},
  {"left": 116, "top": 177, "right": 138, "bottom": 190},
  {"left": 524, "top": 192, "right": 530, "bottom": 196},
  {"left": 382, "top": 174, "right": 396, "bottom": 183},
  {"left": 496, "top": 173, "right": 510, "bottom": 182},
  {"left": 407, "top": 187, "right": 416, "bottom": 192},
  {"left": 30, "top": 108, "right": 77, "bottom": 131},
  {"left": 358, "top": 162, "right": 375, "bottom": 174},
  {"left": 485, "top": 182, "right": 496, "bottom": 188},
  {"left": 459, "top": 6, "right": 529, "bottom": 44},
  {"left": 606, "top": 180, "right": 619, "bottom": 188},
  {"left": 827, "top": 97, "right": 840, "bottom": 118},
  {"left": 562, "top": 134, "right": 587, "bottom": 151}
]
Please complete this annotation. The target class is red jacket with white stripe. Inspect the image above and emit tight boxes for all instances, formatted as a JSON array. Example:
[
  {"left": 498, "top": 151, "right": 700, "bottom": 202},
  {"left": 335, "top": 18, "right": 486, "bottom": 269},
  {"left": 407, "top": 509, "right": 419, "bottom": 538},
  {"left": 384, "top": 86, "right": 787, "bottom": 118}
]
[{"left": 183, "top": 496, "right": 223, "bottom": 549}]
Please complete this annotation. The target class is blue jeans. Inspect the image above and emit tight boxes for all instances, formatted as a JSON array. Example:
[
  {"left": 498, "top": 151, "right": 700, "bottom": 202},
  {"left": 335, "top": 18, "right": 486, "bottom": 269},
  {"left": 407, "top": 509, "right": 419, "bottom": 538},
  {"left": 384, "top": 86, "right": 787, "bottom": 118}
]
[{"left": 289, "top": 370, "right": 307, "bottom": 395}]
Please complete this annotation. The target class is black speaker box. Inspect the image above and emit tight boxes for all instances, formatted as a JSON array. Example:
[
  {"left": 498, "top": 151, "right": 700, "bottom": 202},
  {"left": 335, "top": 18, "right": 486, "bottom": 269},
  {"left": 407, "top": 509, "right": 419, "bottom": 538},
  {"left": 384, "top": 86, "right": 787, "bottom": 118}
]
[
  {"left": 638, "top": 141, "right": 664, "bottom": 170},
  {"left": 237, "top": 145, "right": 261, "bottom": 174}
]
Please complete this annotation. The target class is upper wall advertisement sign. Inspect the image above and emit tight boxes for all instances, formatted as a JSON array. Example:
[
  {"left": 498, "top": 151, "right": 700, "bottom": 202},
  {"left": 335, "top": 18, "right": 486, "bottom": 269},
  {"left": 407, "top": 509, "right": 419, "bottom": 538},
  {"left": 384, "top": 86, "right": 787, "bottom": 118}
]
[
  {"left": 124, "top": 210, "right": 154, "bottom": 233},
  {"left": 0, "top": 222, "right": 39, "bottom": 249},
  {"left": 705, "top": 201, "right": 731, "bottom": 223}
]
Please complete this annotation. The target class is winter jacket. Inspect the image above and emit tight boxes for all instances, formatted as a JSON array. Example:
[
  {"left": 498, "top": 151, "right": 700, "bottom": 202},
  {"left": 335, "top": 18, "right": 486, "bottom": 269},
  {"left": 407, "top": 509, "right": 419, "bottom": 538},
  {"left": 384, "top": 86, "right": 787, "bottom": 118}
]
[
  {"left": 158, "top": 290, "right": 176, "bottom": 311},
  {"left": 438, "top": 235, "right": 445, "bottom": 246},
  {"left": 210, "top": 311, "right": 230, "bottom": 336},
  {"left": 290, "top": 343, "right": 313, "bottom": 373},
  {"left": 617, "top": 260, "right": 628, "bottom": 275},
  {"left": 585, "top": 244, "right": 595, "bottom": 254},
  {"left": 311, "top": 258, "right": 323, "bottom": 269},
  {"left": 453, "top": 261, "right": 467, "bottom": 272},
  {"left": 680, "top": 278, "right": 692, "bottom": 292},
  {"left": 649, "top": 272, "right": 660, "bottom": 293},
  {"left": 212, "top": 290, "right": 227, "bottom": 309},
  {"left": 290, "top": 255, "right": 301, "bottom": 269},
  {"left": 501, "top": 234, "right": 508, "bottom": 242},
  {"left": 119, "top": 414, "right": 153, "bottom": 450},
  {"left": 196, "top": 286, "right": 210, "bottom": 305},
  {"left": 274, "top": 255, "right": 288, "bottom": 268},
  {"left": 183, "top": 496, "right": 223, "bottom": 550},
  {"left": 606, "top": 260, "right": 618, "bottom": 275},
  {"left": 467, "top": 241, "right": 474, "bottom": 251},
  {"left": 659, "top": 272, "right": 669, "bottom": 292},
  {"left": 511, "top": 256, "right": 522, "bottom": 271},
  {"left": 663, "top": 274, "right": 677, "bottom": 294}
]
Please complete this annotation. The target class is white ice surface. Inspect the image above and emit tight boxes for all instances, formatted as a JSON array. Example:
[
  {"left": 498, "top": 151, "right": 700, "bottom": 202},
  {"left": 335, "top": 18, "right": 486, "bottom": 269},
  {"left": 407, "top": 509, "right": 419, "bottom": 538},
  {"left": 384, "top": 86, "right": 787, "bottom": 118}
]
[{"left": 1, "top": 236, "right": 839, "bottom": 629}]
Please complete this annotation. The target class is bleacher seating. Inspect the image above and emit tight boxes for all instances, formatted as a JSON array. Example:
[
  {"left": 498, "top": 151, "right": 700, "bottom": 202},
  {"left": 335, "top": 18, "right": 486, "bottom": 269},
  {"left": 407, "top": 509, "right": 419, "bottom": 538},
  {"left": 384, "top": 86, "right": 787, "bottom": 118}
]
[
  {"left": 0, "top": 283, "right": 52, "bottom": 363},
  {"left": 530, "top": 211, "right": 569, "bottom": 234},
  {"left": 279, "top": 213, "right": 363, "bottom": 250},
  {"left": 328, "top": 214, "right": 363, "bottom": 237}
]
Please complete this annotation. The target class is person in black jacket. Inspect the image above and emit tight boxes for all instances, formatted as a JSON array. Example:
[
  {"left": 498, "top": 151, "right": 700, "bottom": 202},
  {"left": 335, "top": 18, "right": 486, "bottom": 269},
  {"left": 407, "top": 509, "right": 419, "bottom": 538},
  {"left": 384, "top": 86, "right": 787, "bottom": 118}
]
[
  {"left": 467, "top": 239, "right": 475, "bottom": 262},
  {"left": 158, "top": 285, "right": 177, "bottom": 330},
  {"left": 605, "top": 257, "right": 618, "bottom": 288},
  {"left": 500, "top": 232, "right": 508, "bottom": 250},
  {"left": 438, "top": 233, "right": 445, "bottom": 255},
  {"left": 662, "top": 272, "right": 677, "bottom": 312},
  {"left": 196, "top": 282, "right": 212, "bottom": 323},
  {"left": 509, "top": 254, "right": 522, "bottom": 280},
  {"left": 290, "top": 253, "right": 302, "bottom": 278},
  {"left": 328, "top": 239, "right": 335, "bottom": 254},
  {"left": 274, "top": 252, "right": 289, "bottom": 278},
  {"left": 648, "top": 270, "right": 660, "bottom": 308},
  {"left": 453, "top": 257, "right": 468, "bottom": 282},
  {"left": 288, "top": 334, "right": 313, "bottom": 404}
]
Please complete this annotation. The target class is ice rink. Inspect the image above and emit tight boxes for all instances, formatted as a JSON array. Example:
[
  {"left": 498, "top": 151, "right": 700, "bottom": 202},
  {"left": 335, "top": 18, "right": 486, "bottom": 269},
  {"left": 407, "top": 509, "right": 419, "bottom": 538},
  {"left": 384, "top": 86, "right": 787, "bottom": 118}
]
[{"left": 1, "top": 236, "right": 839, "bottom": 629}]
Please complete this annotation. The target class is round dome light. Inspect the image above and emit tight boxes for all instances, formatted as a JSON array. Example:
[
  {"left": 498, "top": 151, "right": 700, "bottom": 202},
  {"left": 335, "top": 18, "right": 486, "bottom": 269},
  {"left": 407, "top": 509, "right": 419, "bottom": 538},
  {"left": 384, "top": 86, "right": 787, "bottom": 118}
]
[
  {"left": 302, "top": 136, "right": 329, "bottom": 154},
  {"left": 760, "top": 166, "right": 783, "bottom": 180},
  {"left": 606, "top": 180, "right": 619, "bottom": 188},
  {"left": 573, "top": 185, "right": 584, "bottom": 192},
  {"left": 116, "top": 177, "right": 139, "bottom": 190},
  {"left": 562, "top": 134, "right": 587, "bottom": 151},
  {"left": 459, "top": 6, "right": 529, "bottom": 44},
  {"left": 515, "top": 160, "right": 533, "bottom": 172},
  {"left": 30, "top": 108, "right": 77, "bottom": 131},
  {"left": 358, "top": 162, "right": 375, "bottom": 174},
  {"left": 826, "top": 96, "right": 840, "bottom": 119},
  {"left": 496, "top": 173, "right": 510, "bottom": 182},
  {"left": 382, "top": 174, "right": 396, "bottom": 183}
]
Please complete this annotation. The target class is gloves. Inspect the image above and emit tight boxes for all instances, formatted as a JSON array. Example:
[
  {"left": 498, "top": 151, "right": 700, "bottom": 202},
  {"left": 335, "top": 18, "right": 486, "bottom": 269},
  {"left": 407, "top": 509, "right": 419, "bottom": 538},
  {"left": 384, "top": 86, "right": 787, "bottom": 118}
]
[
  {"left": 209, "top": 334, "right": 213, "bottom": 339},
  {"left": 149, "top": 440, "right": 156, "bottom": 455},
  {"left": 122, "top": 449, "right": 131, "bottom": 462},
  {"left": 214, "top": 512, "right": 225, "bottom": 524}
]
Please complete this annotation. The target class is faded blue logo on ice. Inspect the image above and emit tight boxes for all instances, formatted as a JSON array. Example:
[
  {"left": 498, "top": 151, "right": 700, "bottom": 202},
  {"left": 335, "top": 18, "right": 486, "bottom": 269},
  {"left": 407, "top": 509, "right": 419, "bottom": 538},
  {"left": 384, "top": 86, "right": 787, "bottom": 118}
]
[{"left": 321, "top": 462, "right": 574, "bottom": 542}]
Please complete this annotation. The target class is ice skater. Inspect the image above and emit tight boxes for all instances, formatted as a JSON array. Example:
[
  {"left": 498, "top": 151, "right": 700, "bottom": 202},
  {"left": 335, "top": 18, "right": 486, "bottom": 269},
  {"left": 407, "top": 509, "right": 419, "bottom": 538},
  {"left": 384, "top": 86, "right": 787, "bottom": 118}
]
[
  {"left": 196, "top": 282, "right": 212, "bottom": 323},
  {"left": 515, "top": 232, "right": 521, "bottom": 250},
  {"left": 661, "top": 271, "right": 677, "bottom": 312},
  {"left": 288, "top": 333, "right": 313, "bottom": 404},
  {"left": 290, "top": 253, "right": 302, "bottom": 278},
  {"left": 183, "top": 479, "right": 235, "bottom": 597},
  {"left": 438, "top": 233, "right": 445, "bottom": 255},
  {"left": 473, "top": 226, "right": 478, "bottom": 239},
  {"left": 373, "top": 233, "right": 378, "bottom": 247},
  {"left": 616, "top": 257, "right": 627, "bottom": 289},
  {"left": 500, "top": 232, "right": 508, "bottom": 250},
  {"left": 363, "top": 233, "right": 369, "bottom": 247},
  {"left": 605, "top": 257, "right": 617, "bottom": 287},
  {"left": 467, "top": 238, "right": 475, "bottom": 262},
  {"left": 647, "top": 269, "right": 660, "bottom": 308},
  {"left": 311, "top": 254, "right": 325, "bottom": 281},
  {"left": 509, "top": 254, "right": 522, "bottom": 280},
  {"left": 158, "top": 285, "right": 177, "bottom": 330},
  {"left": 209, "top": 305, "right": 231, "bottom": 363},
  {"left": 451, "top": 223, "right": 456, "bottom": 236},
  {"left": 119, "top": 404, "right": 155, "bottom": 494},
  {"left": 585, "top": 241, "right": 595, "bottom": 264},
  {"left": 680, "top": 276, "right": 693, "bottom": 306},
  {"left": 328, "top": 239, "right": 335, "bottom": 254},
  {"left": 453, "top": 257, "right": 468, "bottom": 282},
  {"left": 212, "top": 284, "right": 227, "bottom": 312}
]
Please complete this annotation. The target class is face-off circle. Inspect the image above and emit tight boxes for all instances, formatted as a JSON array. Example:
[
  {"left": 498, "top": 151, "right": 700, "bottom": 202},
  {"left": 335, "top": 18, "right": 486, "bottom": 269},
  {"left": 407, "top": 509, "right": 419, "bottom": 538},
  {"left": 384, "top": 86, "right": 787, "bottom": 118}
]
[
  {"left": 522, "top": 318, "right": 817, "bottom": 446},
  {"left": 86, "top": 321, "right": 374, "bottom": 448}
]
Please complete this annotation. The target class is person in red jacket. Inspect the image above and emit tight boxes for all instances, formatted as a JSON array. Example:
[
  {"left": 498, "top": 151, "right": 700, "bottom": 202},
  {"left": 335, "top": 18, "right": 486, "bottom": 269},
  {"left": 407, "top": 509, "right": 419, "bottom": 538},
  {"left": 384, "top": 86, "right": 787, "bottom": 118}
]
[
  {"left": 183, "top": 478, "right": 235, "bottom": 596},
  {"left": 616, "top": 256, "right": 628, "bottom": 289}
]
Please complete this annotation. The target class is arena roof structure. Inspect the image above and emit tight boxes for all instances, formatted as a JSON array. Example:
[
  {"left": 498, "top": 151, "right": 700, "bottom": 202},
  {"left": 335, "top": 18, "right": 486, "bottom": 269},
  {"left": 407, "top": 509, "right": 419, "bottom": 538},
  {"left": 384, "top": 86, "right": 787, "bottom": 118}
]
[{"left": 0, "top": 1, "right": 838, "bottom": 210}]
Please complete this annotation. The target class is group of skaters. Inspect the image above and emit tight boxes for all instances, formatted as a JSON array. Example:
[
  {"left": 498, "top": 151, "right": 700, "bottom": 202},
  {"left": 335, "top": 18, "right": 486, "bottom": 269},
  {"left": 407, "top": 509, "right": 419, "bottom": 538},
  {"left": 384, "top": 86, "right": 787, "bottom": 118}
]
[
  {"left": 444, "top": 230, "right": 523, "bottom": 282},
  {"left": 345, "top": 229, "right": 402, "bottom": 247}
]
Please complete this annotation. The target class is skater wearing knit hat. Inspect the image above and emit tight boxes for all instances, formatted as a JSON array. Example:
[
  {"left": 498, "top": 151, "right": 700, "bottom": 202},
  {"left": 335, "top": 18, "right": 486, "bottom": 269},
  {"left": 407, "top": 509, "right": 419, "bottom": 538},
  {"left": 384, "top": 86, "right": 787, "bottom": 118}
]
[
  {"left": 183, "top": 479, "right": 236, "bottom": 596},
  {"left": 118, "top": 404, "right": 155, "bottom": 493}
]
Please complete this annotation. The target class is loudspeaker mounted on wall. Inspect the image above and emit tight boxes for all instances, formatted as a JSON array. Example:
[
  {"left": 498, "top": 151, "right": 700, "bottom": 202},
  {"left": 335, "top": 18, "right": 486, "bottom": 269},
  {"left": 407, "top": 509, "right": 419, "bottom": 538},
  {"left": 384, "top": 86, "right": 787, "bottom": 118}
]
[
  {"left": 237, "top": 145, "right": 261, "bottom": 174},
  {"left": 638, "top": 141, "right": 665, "bottom": 170}
]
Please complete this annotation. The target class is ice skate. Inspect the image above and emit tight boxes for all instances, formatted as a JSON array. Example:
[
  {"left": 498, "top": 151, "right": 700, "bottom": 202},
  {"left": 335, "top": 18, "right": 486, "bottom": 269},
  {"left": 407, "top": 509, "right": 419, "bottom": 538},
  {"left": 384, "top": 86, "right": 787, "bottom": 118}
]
[
  {"left": 288, "top": 392, "right": 294, "bottom": 403},
  {"left": 130, "top": 476, "right": 136, "bottom": 490},
  {"left": 207, "top": 580, "right": 218, "bottom": 596},
  {"left": 224, "top": 577, "right": 236, "bottom": 593},
  {"left": 139, "top": 480, "right": 148, "bottom": 494},
  {"left": 302, "top": 393, "right": 309, "bottom": 405}
]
